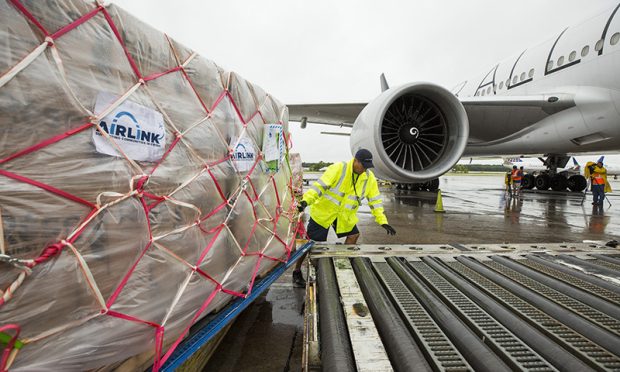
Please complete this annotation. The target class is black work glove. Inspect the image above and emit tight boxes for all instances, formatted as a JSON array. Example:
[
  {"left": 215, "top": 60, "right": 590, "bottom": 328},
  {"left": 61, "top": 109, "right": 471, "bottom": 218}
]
[
  {"left": 297, "top": 200, "right": 307, "bottom": 213},
  {"left": 382, "top": 224, "right": 396, "bottom": 235}
]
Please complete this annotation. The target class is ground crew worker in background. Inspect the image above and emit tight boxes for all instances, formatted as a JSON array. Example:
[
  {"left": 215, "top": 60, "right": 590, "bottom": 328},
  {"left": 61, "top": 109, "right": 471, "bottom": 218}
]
[
  {"left": 293, "top": 148, "right": 396, "bottom": 287},
  {"left": 511, "top": 165, "right": 522, "bottom": 195},
  {"left": 585, "top": 157, "right": 612, "bottom": 206},
  {"left": 504, "top": 171, "right": 512, "bottom": 193}
]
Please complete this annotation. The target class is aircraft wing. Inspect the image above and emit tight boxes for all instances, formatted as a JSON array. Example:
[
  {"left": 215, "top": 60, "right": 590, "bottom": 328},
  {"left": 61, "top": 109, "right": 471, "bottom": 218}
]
[
  {"left": 287, "top": 103, "right": 365, "bottom": 127},
  {"left": 287, "top": 93, "right": 575, "bottom": 129}
]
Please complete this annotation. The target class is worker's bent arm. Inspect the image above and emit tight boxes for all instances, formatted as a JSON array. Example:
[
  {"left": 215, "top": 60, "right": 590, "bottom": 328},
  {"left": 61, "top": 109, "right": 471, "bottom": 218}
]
[
  {"left": 302, "top": 163, "right": 341, "bottom": 206},
  {"left": 366, "top": 176, "right": 388, "bottom": 225}
]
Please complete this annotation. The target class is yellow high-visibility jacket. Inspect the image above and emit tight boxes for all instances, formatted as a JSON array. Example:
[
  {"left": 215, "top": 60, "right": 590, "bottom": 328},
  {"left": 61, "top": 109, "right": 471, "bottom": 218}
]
[
  {"left": 302, "top": 159, "right": 388, "bottom": 233},
  {"left": 585, "top": 162, "right": 612, "bottom": 193}
]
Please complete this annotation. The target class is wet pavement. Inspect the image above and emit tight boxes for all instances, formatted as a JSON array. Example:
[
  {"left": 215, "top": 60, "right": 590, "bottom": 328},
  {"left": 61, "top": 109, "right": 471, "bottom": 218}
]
[
  {"left": 203, "top": 267, "right": 306, "bottom": 372},
  {"left": 204, "top": 173, "right": 620, "bottom": 371},
  {"left": 360, "top": 173, "right": 620, "bottom": 245}
]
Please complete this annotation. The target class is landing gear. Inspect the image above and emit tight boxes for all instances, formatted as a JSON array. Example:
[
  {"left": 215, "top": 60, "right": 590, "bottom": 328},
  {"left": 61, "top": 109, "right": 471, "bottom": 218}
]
[
  {"left": 525, "top": 154, "right": 587, "bottom": 192},
  {"left": 535, "top": 174, "right": 550, "bottom": 190},
  {"left": 522, "top": 174, "right": 535, "bottom": 190},
  {"left": 394, "top": 178, "right": 439, "bottom": 192},
  {"left": 425, "top": 179, "right": 440, "bottom": 192},
  {"left": 550, "top": 174, "right": 568, "bottom": 191},
  {"left": 567, "top": 175, "right": 587, "bottom": 192}
]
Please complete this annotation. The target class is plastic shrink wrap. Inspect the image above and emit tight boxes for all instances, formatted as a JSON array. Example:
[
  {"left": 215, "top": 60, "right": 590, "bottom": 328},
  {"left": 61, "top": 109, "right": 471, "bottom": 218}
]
[
  {"left": 0, "top": 1, "right": 300, "bottom": 370},
  {"left": 289, "top": 153, "right": 303, "bottom": 197}
]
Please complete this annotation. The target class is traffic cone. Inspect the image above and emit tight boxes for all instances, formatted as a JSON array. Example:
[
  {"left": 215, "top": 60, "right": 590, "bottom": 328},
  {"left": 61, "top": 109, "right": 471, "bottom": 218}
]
[{"left": 434, "top": 189, "right": 445, "bottom": 213}]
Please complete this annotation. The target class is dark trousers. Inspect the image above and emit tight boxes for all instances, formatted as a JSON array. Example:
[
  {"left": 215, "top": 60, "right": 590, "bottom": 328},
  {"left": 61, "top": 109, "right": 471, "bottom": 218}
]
[{"left": 592, "top": 184, "right": 605, "bottom": 205}]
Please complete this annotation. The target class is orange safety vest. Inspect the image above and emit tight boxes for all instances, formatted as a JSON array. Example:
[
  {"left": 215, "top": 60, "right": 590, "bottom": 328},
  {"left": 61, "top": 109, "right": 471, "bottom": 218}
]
[
  {"left": 511, "top": 169, "right": 522, "bottom": 181},
  {"left": 592, "top": 173, "right": 605, "bottom": 185}
]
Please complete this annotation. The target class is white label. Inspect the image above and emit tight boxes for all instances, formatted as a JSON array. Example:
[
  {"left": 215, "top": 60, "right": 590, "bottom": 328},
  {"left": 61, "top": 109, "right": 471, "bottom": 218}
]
[
  {"left": 92, "top": 92, "right": 166, "bottom": 162},
  {"left": 231, "top": 136, "right": 256, "bottom": 172},
  {"left": 263, "top": 124, "right": 284, "bottom": 162}
]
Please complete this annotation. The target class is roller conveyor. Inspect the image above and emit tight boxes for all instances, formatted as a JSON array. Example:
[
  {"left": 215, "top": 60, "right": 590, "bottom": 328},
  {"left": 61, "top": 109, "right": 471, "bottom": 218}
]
[{"left": 303, "top": 243, "right": 620, "bottom": 372}]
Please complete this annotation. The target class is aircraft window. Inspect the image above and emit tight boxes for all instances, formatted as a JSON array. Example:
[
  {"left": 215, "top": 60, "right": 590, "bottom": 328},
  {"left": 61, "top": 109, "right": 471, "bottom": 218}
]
[
  {"left": 528, "top": 68, "right": 535, "bottom": 78},
  {"left": 512, "top": 75, "right": 518, "bottom": 84},
  {"left": 557, "top": 56, "right": 565, "bottom": 66},
  {"left": 547, "top": 60, "right": 554, "bottom": 70},
  {"left": 487, "top": 86, "right": 492, "bottom": 94},
  {"left": 569, "top": 51, "right": 576, "bottom": 61},
  {"left": 499, "top": 81, "right": 504, "bottom": 89},
  {"left": 519, "top": 72, "right": 526, "bottom": 81},
  {"left": 595, "top": 39, "right": 604, "bottom": 51},
  {"left": 582, "top": 45, "right": 589, "bottom": 57},
  {"left": 611, "top": 32, "right": 620, "bottom": 45},
  {"left": 481, "top": 90, "right": 485, "bottom": 96}
]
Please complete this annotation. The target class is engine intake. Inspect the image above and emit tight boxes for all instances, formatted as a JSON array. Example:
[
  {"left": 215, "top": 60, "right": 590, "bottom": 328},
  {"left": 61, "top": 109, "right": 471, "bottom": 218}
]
[{"left": 350, "top": 82, "right": 469, "bottom": 182}]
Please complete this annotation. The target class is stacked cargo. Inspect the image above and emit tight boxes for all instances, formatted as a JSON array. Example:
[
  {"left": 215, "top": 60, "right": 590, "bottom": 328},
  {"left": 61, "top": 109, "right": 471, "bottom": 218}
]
[{"left": 0, "top": 1, "right": 299, "bottom": 370}]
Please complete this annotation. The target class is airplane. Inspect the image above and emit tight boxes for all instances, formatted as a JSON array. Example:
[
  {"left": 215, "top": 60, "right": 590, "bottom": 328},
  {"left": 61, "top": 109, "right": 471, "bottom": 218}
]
[{"left": 288, "top": 2, "right": 620, "bottom": 193}]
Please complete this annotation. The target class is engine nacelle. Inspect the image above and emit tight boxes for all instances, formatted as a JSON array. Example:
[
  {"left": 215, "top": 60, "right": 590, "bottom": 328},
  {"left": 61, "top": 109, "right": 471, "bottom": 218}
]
[{"left": 350, "top": 82, "right": 469, "bottom": 182}]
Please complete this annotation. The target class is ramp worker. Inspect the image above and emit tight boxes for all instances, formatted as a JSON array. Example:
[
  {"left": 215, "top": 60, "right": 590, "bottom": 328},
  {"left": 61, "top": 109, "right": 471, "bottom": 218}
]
[
  {"left": 511, "top": 165, "right": 522, "bottom": 195},
  {"left": 585, "top": 157, "right": 612, "bottom": 206},
  {"left": 504, "top": 171, "right": 512, "bottom": 193},
  {"left": 293, "top": 148, "right": 396, "bottom": 287}
]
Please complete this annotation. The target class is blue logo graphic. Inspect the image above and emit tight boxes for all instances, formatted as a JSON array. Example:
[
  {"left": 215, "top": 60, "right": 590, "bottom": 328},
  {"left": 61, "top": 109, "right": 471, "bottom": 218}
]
[
  {"left": 233, "top": 142, "right": 254, "bottom": 160},
  {"left": 97, "top": 111, "right": 162, "bottom": 147}
]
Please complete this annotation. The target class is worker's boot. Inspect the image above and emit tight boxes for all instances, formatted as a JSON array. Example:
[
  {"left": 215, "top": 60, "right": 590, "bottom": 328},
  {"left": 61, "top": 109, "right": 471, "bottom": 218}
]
[{"left": 292, "top": 269, "right": 306, "bottom": 288}]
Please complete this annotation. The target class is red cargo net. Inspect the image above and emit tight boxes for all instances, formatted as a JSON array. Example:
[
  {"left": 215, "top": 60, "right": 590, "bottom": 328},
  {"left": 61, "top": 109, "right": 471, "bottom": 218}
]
[{"left": 0, "top": 2, "right": 304, "bottom": 370}]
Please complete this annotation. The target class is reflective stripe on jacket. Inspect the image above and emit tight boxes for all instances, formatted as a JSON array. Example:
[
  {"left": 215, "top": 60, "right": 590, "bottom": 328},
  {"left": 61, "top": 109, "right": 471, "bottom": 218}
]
[{"left": 302, "top": 159, "right": 388, "bottom": 233}]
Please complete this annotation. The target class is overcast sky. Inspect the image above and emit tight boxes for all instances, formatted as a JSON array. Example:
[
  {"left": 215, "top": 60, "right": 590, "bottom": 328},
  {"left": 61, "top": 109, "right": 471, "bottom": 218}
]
[{"left": 112, "top": 0, "right": 619, "bottom": 164}]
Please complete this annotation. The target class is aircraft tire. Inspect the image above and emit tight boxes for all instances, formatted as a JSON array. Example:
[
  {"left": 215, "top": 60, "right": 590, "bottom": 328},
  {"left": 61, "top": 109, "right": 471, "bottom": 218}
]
[
  {"left": 567, "top": 175, "right": 587, "bottom": 192},
  {"left": 535, "top": 174, "right": 551, "bottom": 190},
  {"left": 522, "top": 174, "right": 535, "bottom": 189},
  {"left": 427, "top": 178, "right": 440, "bottom": 191},
  {"left": 550, "top": 174, "right": 568, "bottom": 191}
]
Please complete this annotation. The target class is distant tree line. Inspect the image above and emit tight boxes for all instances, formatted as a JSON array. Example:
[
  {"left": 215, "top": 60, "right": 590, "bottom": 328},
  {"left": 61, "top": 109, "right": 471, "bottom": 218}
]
[
  {"left": 452, "top": 164, "right": 506, "bottom": 172},
  {"left": 302, "top": 161, "right": 334, "bottom": 171},
  {"left": 303, "top": 162, "right": 504, "bottom": 172}
]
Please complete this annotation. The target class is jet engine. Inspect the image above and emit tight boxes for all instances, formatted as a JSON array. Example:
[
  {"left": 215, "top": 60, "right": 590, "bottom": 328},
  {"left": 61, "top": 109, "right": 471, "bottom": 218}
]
[{"left": 350, "top": 82, "right": 469, "bottom": 182}]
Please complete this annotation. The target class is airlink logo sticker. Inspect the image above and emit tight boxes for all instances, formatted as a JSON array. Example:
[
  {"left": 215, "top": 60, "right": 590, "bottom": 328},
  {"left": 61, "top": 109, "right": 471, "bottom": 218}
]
[
  {"left": 230, "top": 136, "right": 255, "bottom": 172},
  {"left": 92, "top": 92, "right": 166, "bottom": 162}
]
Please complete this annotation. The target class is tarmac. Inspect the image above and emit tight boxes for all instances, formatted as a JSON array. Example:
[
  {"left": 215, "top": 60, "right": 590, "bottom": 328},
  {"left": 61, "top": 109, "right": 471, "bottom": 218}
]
[{"left": 204, "top": 173, "right": 620, "bottom": 371}]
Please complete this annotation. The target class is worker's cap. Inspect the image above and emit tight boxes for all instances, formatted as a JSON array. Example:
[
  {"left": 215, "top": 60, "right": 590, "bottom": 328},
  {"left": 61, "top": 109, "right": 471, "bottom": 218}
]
[
  {"left": 512, "top": 165, "right": 517, "bottom": 169},
  {"left": 355, "top": 148, "right": 374, "bottom": 169},
  {"left": 597, "top": 156, "right": 604, "bottom": 164}
]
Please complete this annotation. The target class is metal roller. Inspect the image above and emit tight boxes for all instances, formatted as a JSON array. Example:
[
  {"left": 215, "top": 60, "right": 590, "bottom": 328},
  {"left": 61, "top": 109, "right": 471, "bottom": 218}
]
[
  {"left": 458, "top": 256, "right": 620, "bottom": 357},
  {"left": 386, "top": 257, "right": 511, "bottom": 372},
  {"left": 492, "top": 256, "right": 620, "bottom": 321},
  {"left": 316, "top": 258, "right": 356, "bottom": 372},
  {"left": 423, "top": 256, "right": 591, "bottom": 372},
  {"left": 350, "top": 257, "right": 432, "bottom": 372}
]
